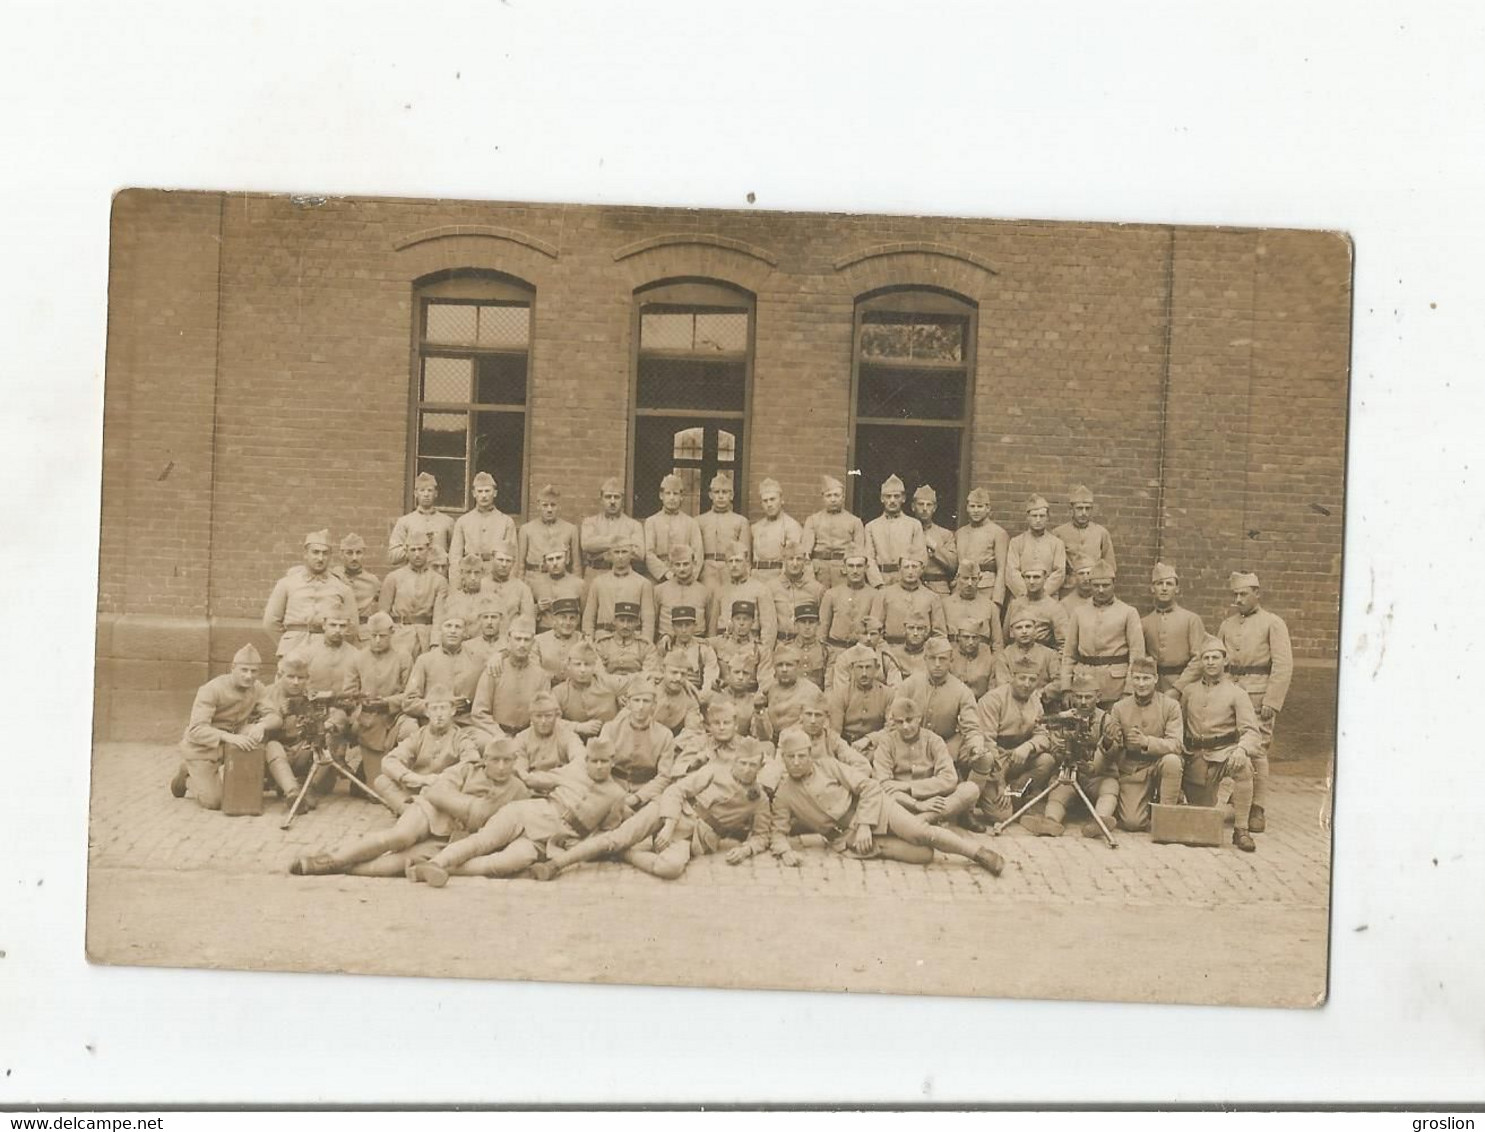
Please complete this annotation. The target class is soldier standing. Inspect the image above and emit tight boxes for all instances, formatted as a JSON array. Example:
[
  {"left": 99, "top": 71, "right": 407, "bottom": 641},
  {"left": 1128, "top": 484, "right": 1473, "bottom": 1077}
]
[
  {"left": 1217, "top": 571, "right": 1293, "bottom": 835},
  {"left": 819, "top": 549, "right": 876, "bottom": 654},
  {"left": 955, "top": 488, "right": 1009, "bottom": 610},
  {"left": 516, "top": 484, "right": 581, "bottom": 579},
  {"left": 263, "top": 529, "right": 361, "bottom": 660},
  {"left": 710, "top": 543, "right": 780, "bottom": 651},
  {"left": 801, "top": 474, "right": 865, "bottom": 590},
  {"left": 579, "top": 477, "right": 644, "bottom": 580},
  {"left": 1142, "top": 561, "right": 1206, "bottom": 694},
  {"left": 862, "top": 474, "right": 927, "bottom": 589},
  {"left": 1061, "top": 562, "right": 1145, "bottom": 709},
  {"left": 1052, "top": 485, "right": 1116, "bottom": 598},
  {"left": 1006, "top": 494, "right": 1067, "bottom": 600},
  {"left": 696, "top": 472, "right": 750, "bottom": 598},
  {"left": 643, "top": 473, "right": 705, "bottom": 583},
  {"left": 334, "top": 533, "right": 379, "bottom": 625},
  {"left": 751, "top": 477, "right": 805, "bottom": 586},
  {"left": 449, "top": 471, "right": 517, "bottom": 585},
  {"left": 526, "top": 547, "right": 585, "bottom": 634},
  {"left": 654, "top": 545, "right": 711, "bottom": 642},
  {"left": 378, "top": 530, "right": 447, "bottom": 657},
  {"left": 769, "top": 541, "right": 824, "bottom": 643},
  {"left": 388, "top": 472, "right": 454, "bottom": 571},
  {"left": 911, "top": 484, "right": 959, "bottom": 595}
]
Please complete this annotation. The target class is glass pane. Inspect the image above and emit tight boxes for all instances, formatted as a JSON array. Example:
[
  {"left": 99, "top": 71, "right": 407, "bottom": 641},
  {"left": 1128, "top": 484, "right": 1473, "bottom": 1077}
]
[
  {"left": 636, "top": 357, "right": 746, "bottom": 412},
  {"left": 422, "top": 356, "right": 472, "bottom": 403},
  {"left": 857, "top": 366, "right": 967, "bottom": 420},
  {"left": 672, "top": 467, "right": 702, "bottom": 514},
  {"left": 476, "top": 354, "right": 528, "bottom": 404},
  {"left": 694, "top": 312, "right": 747, "bottom": 352},
  {"left": 426, "top": 302, "right": 477, "bottom": 345},
  {"left": 416, "top": 458, "right": 465, "bottom": 509},
  {"left": 860, "top": 322, "right": 913, "bottom": 360},
  {"left": 640, "top": 312, "right": 695, "bottom": 350},
  {"left": 473, "top": 412, "right": 525, "bottom": 518},
  {"left": 477, "top": 304, "right": 529, "bottom": 348},
  {"left": 419, "top": 411, "right": 467, "bottom": 457},
  {"left": 717, "top": 429, "right": 736, "bottom": 462},
  {"left": 911, "top": 320, "right": 963, "bottom": 361},
  {"left": 861, "top": 316, "right": 964, "bottom": 361},
  {"left": 673, "top": 427, "right": 703, "bottom": 461}
]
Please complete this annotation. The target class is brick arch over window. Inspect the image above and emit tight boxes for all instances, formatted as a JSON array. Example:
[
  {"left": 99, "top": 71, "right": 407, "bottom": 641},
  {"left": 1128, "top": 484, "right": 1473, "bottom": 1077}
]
[
  {"left": 613, "top": 241, "right": 776, "bottom": 297},
  {"left": 833, "top": 247, "right": 997, "bottom": 307},
  {"left": 394, "top": 234, "right": 558, "bottom": 292}
]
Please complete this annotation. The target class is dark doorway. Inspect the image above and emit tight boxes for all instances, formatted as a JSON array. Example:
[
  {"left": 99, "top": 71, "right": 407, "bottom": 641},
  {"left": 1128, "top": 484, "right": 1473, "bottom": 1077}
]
[
  {"left": 633, "top": 418, "right": 742, "bottom": 520},
  {"left": 852, "top": 424, "right": 963, "bottom": 528}
]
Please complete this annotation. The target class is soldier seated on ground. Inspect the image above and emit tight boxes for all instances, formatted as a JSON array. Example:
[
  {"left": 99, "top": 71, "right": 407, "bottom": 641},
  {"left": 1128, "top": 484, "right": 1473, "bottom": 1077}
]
[
  {"left": 769, "top": 730, "right": 1004, "bottom": 875},
  {"left": 373, "top": 685, "right": 481, "bottom": 813},
  {"left": 290, "top": 736, "right": 531, "bottom": 877},
  {"left": 171, "top": 643, "right": 272, "bottom": 811},
  {"left": 509, "top": 690, "right": 587, "bottom": 777},
  {"left": 531, "top": 744, "right": 772, "bottom": 882},
  {"left": 974, "top": 657, "right": 1058, "bottom": 821},
  {"left": 864, "top": 698, "right": 982, "bottom": 828},
  {"left": 1021, "top": 674, "right": 1121, "bottom": 839}
]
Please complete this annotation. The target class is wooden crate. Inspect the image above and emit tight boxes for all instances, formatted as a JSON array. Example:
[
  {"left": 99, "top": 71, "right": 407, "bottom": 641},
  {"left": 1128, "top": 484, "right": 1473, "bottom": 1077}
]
[
  {"left": 1150, "top": 803, "right": 1224, "bottom": 847},
  {"left": 221, "top": 747, "right": 265, "bottom": 816}
]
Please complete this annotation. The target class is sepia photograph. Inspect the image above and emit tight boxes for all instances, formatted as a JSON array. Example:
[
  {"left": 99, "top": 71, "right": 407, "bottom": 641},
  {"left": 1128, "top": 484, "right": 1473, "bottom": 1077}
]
[{"left": 88, "top": 190, "right": 1348, "bottom": 1008}]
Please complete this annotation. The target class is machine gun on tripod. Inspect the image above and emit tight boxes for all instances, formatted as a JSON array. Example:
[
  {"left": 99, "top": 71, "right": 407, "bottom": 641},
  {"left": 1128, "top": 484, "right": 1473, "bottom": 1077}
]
[
  {"left": 991, "top": 709, "right": 1119, "bottom": 848},
  {"left": 280, "top": 691, "right": 400, "bottom": 829}
]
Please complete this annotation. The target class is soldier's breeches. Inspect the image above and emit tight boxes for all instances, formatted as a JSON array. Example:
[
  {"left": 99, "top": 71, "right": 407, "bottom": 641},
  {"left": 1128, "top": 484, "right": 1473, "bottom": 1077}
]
[
  {"left": 457, "top": 838, "right": 542, "bottom": 877},
  {"left": 936, "top": 781, "right": 982, "bottom": 821},
  {"left": 346, "top": 837, "right": 444, "bottom": 877},
  {"left": 1045, "top": 776, "right": 1116, "bottom": 825},
  {"left": 372, "top": 774, "right": 414, "bottom": 812},
  {"left": 884, "top": 804, "right": 982, "bottom": 864},
  {"left": 182, "top": 750, "right": 225, "bottom": 811},
  {"left": 870, "top": 837, "right": 936, "bottom": 865},
  {"left": 1002, "top": 748, "right": 1055, "bottom": 790},
  {"left": 1252, "top": 708, "right": 1275, "bottom": 806},
  {"left": 1183, "top": 752, "right": 1254, "bottom": 831},
  {"left": 1113, "top": 755, "right": 1184, "bottom": 831},
  {"left": 263, "top": 742, "right": 301, "bottom": 797},
  {"left": 327, "top": 809, "right": 432, "bottom": 871},
  {"left": 430, "top": 808, "right": 527, "bottom": 869},
  {"left": 624, "top": 841, "right": 693, "bottom": 879}
]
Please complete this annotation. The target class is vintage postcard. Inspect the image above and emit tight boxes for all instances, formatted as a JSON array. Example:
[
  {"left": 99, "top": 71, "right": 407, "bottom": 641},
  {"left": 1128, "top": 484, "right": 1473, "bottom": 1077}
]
[{"left": 89, "top": 190, "right": 1346, "bottom": 1006}]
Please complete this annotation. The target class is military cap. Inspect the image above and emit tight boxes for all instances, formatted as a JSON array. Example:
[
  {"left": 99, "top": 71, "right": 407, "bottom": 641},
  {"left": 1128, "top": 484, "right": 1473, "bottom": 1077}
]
[
  {"left": 405, "top": 530, "right": 433, "bottom": 549},
  {"left": 1130, "top": 656, "right": 1158, "bottom": 676},
  {"left": 1070, "top": 673, "right": 1099, "bottom": 694},
  {"left": 483, "top": 735, "right": 519, "bottom": 760},
  {"left": 954, "top": 560, "right": 982, "bottom": 580},
  {"left": 550, "top": 597, "right": 582, "bottom": 617},
  {"left": 415, "top": 472, "right": 438, "bottom": 488},
  {"left": 339, "top": 532, "right": 366, "bottom": 551},
  {"left": 1070, "top": 553, "right": 1096, "bottom": 574},
  {"left": 1025, "top": 494, "right": 1050, "bottom": 512},
  {"left": 913, "top": 484, "right": 937, "bottom": 504},
  {"left": 821, "top": 474, "right": 844, "bottom": 493},
  {"left": 624, "top": 675, "right": 659, "bottom": 699},
  {"left": 1020, "top": 563, "right": 1046, "bottom": 578},
  {"left": 600, "top": 476, "right": 624, "bottom": 495},
  {"left": 659, "top": 473, "right": 684, "bottom": 492},
  {"left": 508, "top": 614, "right": 537, "bottom": 635},
  {"left": 889, "top": 697, "right": 922, "bottom": 719},
  {"left": 759, "top": 477, "right": 782, "bottom": 495},
  {"left": 1007, "top": 611, "right": 1038, "bottom": 629},
  {"left": 662, "top": 649, "right": 692, "bottom": 669},
  {"left": 1199, "top": 634, "right": 1228, "bottom": 656},
  {"left": 586, "top": 736, "right": 616, "bottom": 760},
  {"left": 537, "top": 484, "right": 560, "bottom": 502},
  {"left": 424, "top": 683, "right": 455, "bottom": 705},
  {"left": 967, "top": 487, "right": 992, "bottom": 505},
  {"left": 460, "top": 554, "right": 483, "bottom": 574},
  {"left": 955, "top": 618, "right": 991, "bottom": 640},
  {"left": 730, "top": 600, "right": 757, "bottom": 618},
  {"left": 607, "top": 539, "right": 638, "bottom": 557},
  {"left": 439, "top": 612, "right": 468, "bottom": 627},
  {"left": 924, "top": 636, "right": 953, "bottom": 657},
  {"left": 881, "top": 474, "right": 905, "bottom": 493},
  {"left": 782, "top": 540, "right": 807, "bottom": 557},
  {"left": 1151, "top": 561, "right": 1180, "bottom": 583},
  {"left": 793, "top": 602, "right": 820, "bottom": 622},
  {"left": 232, "top": 643, "right": 262, "bottom": 666},
  {"left": 613, "top": 601, "right": 642, "bottom": 620},
  {"left": 278, "top": 651, "right": 311, "bottom": 676},
  {"left": 1068, "top": 484, "right": 1095, "bottom": 504},
  {"left": 1229, "top": 571, "right": 1260, "bottom": 590},
  {"left": 366, "top": 611, "right": 394, "bottom": 632},
  {"left": 843, "top": 643, "right": 878, "bottom": 667},
  {"left": 1010, "top": 655, "right": 1040, "bottom": 673},
  {"left": 777, "top": 727, "right": 812, "bottom": 754},
  {"left": 842, "top": 548, "right": 868, "bottom": 564},
  {"left": 899, "top": 549, "right": 925, "bottom": 566},
  {"left": 709, "top": 472, "right": 732, "bottom": 491},
  {"left": 303, "top": 529, "right": 331, "bottom": 549},
  {"left": 903, "top": 611, "right": 931, "bottom": 627},
  {"left": 472, "top": 471, "right": 496, "bottom": 489},
  {"left": 570, "top": 639, "right": 600, "bottom": 661},
  {"left": 725, "top": 541, "right": 751, "bottom": 559},
  {"left": 668, "top": 543, "right": 696, "bottom": 562},
  {"left": 772, "top": 644, "right": 802, "bottom": 665},
  {"left": 1089, "top": 561, "right": 1115, "bottom": 583},
  {"left": 860, "top": 614, "right": 885, "bottom": 632},
  {"left": 530, "top": 691, "right": 560, "bottom": 713},
  {"left": 670, "top": 604, "right": 698, "bottom": 623}
]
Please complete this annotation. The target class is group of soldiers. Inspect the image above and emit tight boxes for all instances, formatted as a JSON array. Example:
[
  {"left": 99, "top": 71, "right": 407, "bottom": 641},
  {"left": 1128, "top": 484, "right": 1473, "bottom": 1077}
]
[{"left": 174, "top": 466, "right": 1295, "bottom": 885}]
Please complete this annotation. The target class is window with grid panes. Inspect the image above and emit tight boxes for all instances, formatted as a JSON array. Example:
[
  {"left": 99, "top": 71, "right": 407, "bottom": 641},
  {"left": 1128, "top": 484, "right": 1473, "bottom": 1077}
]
[{"left": 413, "top": 272, "right": 533, "bottom": 516}]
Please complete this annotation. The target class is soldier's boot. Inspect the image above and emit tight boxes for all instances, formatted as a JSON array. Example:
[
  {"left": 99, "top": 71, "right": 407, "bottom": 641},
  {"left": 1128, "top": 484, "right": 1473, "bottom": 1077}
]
[
  {"left": 1232, "top": 829, "right": 1257, "bottom": 852},
  {"left": 290, "top": 854, "right": 340, "bottom": 876},
  {"left": 973, "top": 847, "right": 1006, "bottom": 877},
  {"left": 1083, "top": 796, "right": 1117, "bottom": 839},
  {"left": 169, "top": 763, "right": 188, "bottom": 799},
  {"left": 407, "top": 861, "right": 450, "bottom": 887},
  {"left": 268, "top": 760, "right": 315, "bottom": 812},
  {"left": 960, "top": 808, "right": 989, "bottom": 834},
  {"left": 965, "top": 767, "right": 1003, "bottom": 827},
  {"left": 1021, "top": 814, "right": 1064, "bottom": 837},
  {"left": 1248, "top": 804, "right": 1267, "bottom": 834}
]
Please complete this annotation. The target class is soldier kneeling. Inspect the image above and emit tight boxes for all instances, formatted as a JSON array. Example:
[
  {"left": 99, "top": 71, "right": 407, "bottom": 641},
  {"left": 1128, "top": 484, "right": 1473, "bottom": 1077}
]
[{"left": 1021, "top": 674, "right": 1119, "bottom": 838}]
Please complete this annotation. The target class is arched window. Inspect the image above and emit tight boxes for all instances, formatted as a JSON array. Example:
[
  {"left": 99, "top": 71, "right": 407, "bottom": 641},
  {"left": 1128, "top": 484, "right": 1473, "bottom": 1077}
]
[
  {"left": 410, "top": 270, "right": 534, "bottom": 515},
  {"left": 849, "top": 287, "right": 976, "bottom": 526},
  {"left": 629, "top": 279, "right": 753, "bottom": 518}
]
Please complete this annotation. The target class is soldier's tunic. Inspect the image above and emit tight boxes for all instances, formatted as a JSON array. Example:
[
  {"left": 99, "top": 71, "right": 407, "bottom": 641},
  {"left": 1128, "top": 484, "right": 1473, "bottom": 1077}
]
[
  {"left": 895, "top": 670, "right": 984, "bottom": 762},
  {"left": 819, "top": 581, "right": 876, "bottom": 649},
  {"left": 464, "top": 631, "right": 507, "bottom": 667},
  {"left": 1062, "top": 598, "right": 1146, "bottom": 705},
  {"left": 1179, "top": 677, "right": 1261, "bottom": 808},
  {"left": 377, "top": 723, "right": 479, "bottom": 810},
  {"left": 379, "top": 565, "right": 448, "bottom": 657},
  {"left": 533, "top": 629, "right": 590, "bottom": 679},
  {"left": 517, "top": 516, "right": 582, "bottom": 577},
  {"left": 304, "top": 638, "right": 360, "bottom": 699},
  {"left": 943, "top": 591, "right": 1004, "bottom": 649},
  {"left": 654, "top": 681, "right": 705, "bottom": 737},
  {"left": 594, "top": 633, "right": 659, "bottom": 677},
  {"left": 872, "top": 583, "right": 947, "bottom": 642},
  {"left": 696, "top": 509, "right": 751, "bottom": 594},
  {"left": 919, "top": 522, "right": 959, "bottom": 594},
  {"left": 1105, "top": 690, "right": 1186, "bottom": 830},
  {"left": 178, "top": 674, "right": 272, "bottom": 808},
  {"left": 715, "top": 690, "right": 761, "bottom": 741},
  {"left": 975, "top": 684, "right": 1049, "bottom": 762},
  {"left": 1217, "top": 606, "right": 1294, "bottom": 795},
  {"left": 643, "top": 510, "right": 705, "bottom": 582},
  {"left": 388, "top": 508, "right": 454, "bottom": 570},
  {"left": 526, "top": 571, "right": 585, "bottom": 633},
  {"left": 344, "top": 645, "right": 413, "bottom": 754},
  {"left": 434, "top": 584, "right": 503, "bottom": 641},
  {"left": 955, "top": 519, "right": 1011, "bottom": 605},
  {"left": 578, "top": 512, "right": 644, "bottom": 578},
  {"left": 769, "top": 573, "right": 825, "bottom": 640},
  {"left": 1142, "top": 603, "right": 1207, "bottom": 693},
  {"left": 862, "top": 513, "right": 928, "bottom": 589},
  {"left": 413, "top": 761, "right": 531, "bottom": 841},
  {"left": 829, "top": 644, "right": 905, "bottom": 693},
  {"left": 885, "top": 641, "right": 929, "bottom": 681},
  {"left": 658, "top": 762, "right": 773, "bottom": 857},
  {"left": 666, "top": 637, "right": 720, "bottom": 692},
  {"left": 1005, "top": 529, "right": 1067, "bottom": 600},
  {"left": 795, "top": 637, "right": 830, "bottom": 692},
  {"left": 449, "top": 506, "right": 517, "bottom": 580},
  {"left": 801, "top": 509, "right": 866, "bottom": 590},
  {"left": 551, "top": 674, "right": 626, "bottom": 728},
  {"left": 335, "top": 566, "right": 381, "bottom": 623},
  {"left": 990, "top": 642, "right": 1062, "bottom": 694},
  {"left": 1051, "top": 520, "right": 1116, "bottom": 595},
  {"left": 752, "top": 677, "right": 824, "bottom": 743},
  {"left": 509, "top": 721, "right": 586, "bottom": 777},
  {"left": 1060, "top": 590, "right": 1091, "bottom": 618},
  {"left": 481, "top": 576, "right": 537, "bottom": 634},
  {"left": 599, "top": 713, "right": 678, "bottom": 805},
  {"left": 654, "top": 578, "right": 712, "bottom": 640},
  {"left": 709, "top": 633, "right": 773, "bottom": 692},
  {"left": 869, "top": 727, "right": 979, "bottom": 817},
  {"left": 582, "top": 570, "right": 656, "bottom": 640},
  {"left": 709, "top": 576, "right": 780, "bottom": 651},
  {"left": 950, "top": 645, "right": 996, "bottom": 699},
  {"left": 472, "top": 650, "right": 552, "bottom": 735},
  {"left": 750, "top": 512, "right": 805, "bottom": 584},
  {"left": 263, "top": 566, "right": 361, "bottom": 658},
  {"left": 404, "top": 644, "right": 487, "bottom": 731},
  {"left": 827, "top": 680, "right": 894, "bottom": 744},
  {"left": 1004, "top": 593, "right": 1072, "bottom": 651}
]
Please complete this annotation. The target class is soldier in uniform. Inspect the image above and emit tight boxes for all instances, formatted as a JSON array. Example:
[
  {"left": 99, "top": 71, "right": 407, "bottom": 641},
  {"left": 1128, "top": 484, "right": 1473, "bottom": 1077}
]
[
  {"left": 863, "top": 474, "right": 927, "bottom": 589},
  {"left": 872, "top": 551, "right": 947, "bottom": 642},
  {"left": 1178, "top": 636, "right": 1261, "bottom": 852},
  {"left": 654, "top": 545, "right": 711, "bottom": 642},
  {"left": 827, "top": 643, "right": 895, "bottom": 744},
  {"left": 950, "top": 623, "right": 996, "bottom": 699},
  {"left": 334, "top": 532, "right": 379, "bottom": 625},
  {"left": 895, "top": 636, "right": 986, "bottom": 771},
  {"left": 751, "top": 477, "right": 805, "bottom": 586},
  {"left": 708, "top": 601, "right": 772, "bottom": 692},
  {"left": 402, "top": 614, "right": 489, "bottom": 739},
  {"left": 663, "top": 605, "right": 719, "bottom": 692},
  {"left": 1052, "top": 485, "right": 1116, "bottom": 598},
  {"left": 696, "top": 472, "right": 750, "bottom": 598},
  {"left": 527, "top": 546, "right": 585, "bottom": 633},
  {"left": 342, "top": 611, "right": 412, "bottom": 785},
  {"left": 801, "top": 474, "right": 865, "bottom": 590},
  {"left": 794, "top": 694, "right": 873, "bottom": 774},
  {"left": 579, "top": 477, "right": 644, "bottom": 580},
  {"left": 942, "top": 562, "right": 1003, "bottom": 651},
  {"left": 594, "top": 601, "right": 659, "bottom": 677},
  {"left": 976, "top": 656, "right": 1057, "bottom": 812},
  {"left": 551, "top": 641, "right": 626, "bottom": 738},
  {"left": 751, "top": 644, "right": 823, "bottom": 743},
  {"left": 407, "top": 738, "right": 629, "bottom": 884},
  {"left": 533, "top": 596, "right": 588, "bottom": 678},
  {"left": 769, "top": 541, "right": 824, "bottom": 642},
  {"left": 449, "top": 470, "right": 517, "bottom": 585},
  {"left": 434, "top": 555, "right": 500, "bottom": 640},
  {"left": 1021, "top": 673, "right": 1120, "bottom": 839},
  {"left": 257, "top": 651, "right": 333, "bottom": 809},
  {"left": 955, "top": 488, "right": 1010, "bottom": 610},
  {"left": 864, "top": 697, "right": 983, "bottom": 827},
  {"left": 471, "top": 615, "right": 551, "bottom": 736},
  {"left": 992, "top": 611, "right": 1062, "bottom": 698},
  {"left": 388, "top": 472, "right": 454, "bottom": 571},
  {"left": 170, "top": 643, "right": 272, "bottom": 809},
  {"left": 1217, "top": 571, "right": 1292, "bottom": 834},
  {"left": 791, "top": 603, "right": 830, "bottom": 691},
  {"left": 371, "top": 684, "right": 481, "bottom": 814},
  {"left": 1003, "top": 565, "right": 1070, "bottom": 651},
  {"left": 829, "top": 614, "right": 905, "bottom": 691},
  {"left": 582, "top": 541, "right": 656, "bottom": 641},
  {"left": 464, "top": 608, "right": 508, "bottom": 666},
  {"left": 769, "top": 729, "right": 1004, "bottom": 874},
  {"left": 643, "top": 473, "right": 705, "bottom": 583},
  {"left": 481, "top": 542, "right": 537, "bottom": 634},
  {"left": 517, "top": 484, "right": 581, "bottom": 580},
  {"left": 1142, "top": 561, "right": 1206, "bottom": 694},
  {"left": 598, "top": 676, "right": 680, "bottom": 809},
  {"left": 1103, "top": 656, "right": 1186, "bottom": 832},
  {"left": 263, "top": 529, "right": 361, "bottom": 660},
  {"left": 378, "top": 530, "right": 447, "bottom": 657},
  {"left": 819, "top": 549, "right": 875, "bottom": 653},
  {"left": 291, "top": 733, "right": 530, "bottom": 877},
  {"left": 304, "top": 613, "right": 360, "bottom": 707},
  {"left": 885, "top": 614, "right": 933, "bottom": 680},
  {"left": 1061, "top": 562, "right": 1145, "bottom": 709},
  {"left": 509, "top": 691, "right": 587, "bottom": 776},
  {"left": 911, "top": 484, "right": 959, "bottom": 595},
  {"left": 1060, "top": 554, "right": 1096, "bottom": 617},
  {"left": 653, "top": 651, "right": 706, "bottom": 738},
  {"left": 1006, "top": 494, "right": 1067, "bottom": 601},
  {"left": 713, "top": 655, "right": 764, "bottom": 739}
]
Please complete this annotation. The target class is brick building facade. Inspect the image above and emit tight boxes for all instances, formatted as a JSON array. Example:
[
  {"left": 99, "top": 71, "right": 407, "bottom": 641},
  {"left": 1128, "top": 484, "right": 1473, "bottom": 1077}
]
[{"left": 95, "top": 190, "right": 1349, "bottom": 741}]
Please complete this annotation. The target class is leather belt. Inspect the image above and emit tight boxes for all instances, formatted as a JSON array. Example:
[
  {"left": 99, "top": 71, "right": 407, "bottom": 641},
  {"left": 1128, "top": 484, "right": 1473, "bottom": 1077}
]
[
  {"left": 754, "top": 559, "right": 782, "bottom": 570},
  {"left": 393, "top": 615, "right": 434, "bottom": 626},
  {"left": 811, "top": 549, "right": 846, "bottom": 560},
  {"left": 1228, "top": 663, "right": 1273, "bottom": 676},
  {"left": 1156, "top": 663, "right": 1187, "bottom": 675},
  {"left": 996, "top": 732, "right": 1034, "bottom": 750},
  {"left": 703, "top": 553, "right": 727, "bottom": 561},
  {"left": 1077, "top": 653, "right": 1130, "bottom": 667},
  {"left": 826, "top": 636, "right": 853, "bottom": 648},
  {"left": 1188, "top": 731, "right": 1239, "bottom": 751}
]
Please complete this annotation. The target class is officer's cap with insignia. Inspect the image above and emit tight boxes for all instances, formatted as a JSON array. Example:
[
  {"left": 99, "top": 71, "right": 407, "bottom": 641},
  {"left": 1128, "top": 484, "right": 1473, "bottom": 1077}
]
[
  {"left": 1070, "top": 672, "right": 1099, "bottom": 694},
  {"left": 613, "top": 601, "right": 642, "bottom": 621},
  {"left": 793, "top": 602, "right": 820, "bottom": 622},
  {"left": 670, "top": 605, "right": 698, "bottom": 623},
  {"left": 232, "top": 643, "right": 262, "bottom": 666},
  {"left": 1025, "top": 494, "right": 1050, "bottom": 512},
  {"left": 709, "top": 472, "right": 732, "bottom": 491},
  {"left": 730, "top": 600, "right": 757, "bottom": 618},
  {"left": 472, "top": 471, "right": 496, "bottom": 489},
  {"left": 660, "top": 473, "right": 684, "bottom": 492},
  {"left": 279, "top": 651, "right": 311, "bottom": 676},
  {"left": 1089, "top": 561, "right": 1115, "bottom": 582},
  {"left": 1229, "top": 571, "right": 1260, "bottom": 590},
  {"left": 424, "top": 683, "right": 455, "bottom": 706},
  {"left": 759, "top": 477, "right": 782, "bottom": 495},
  {"left": 881, "top": 473, "right": 905, "bottom": 494},
  {"left": 600, "top": 476, "right": 624, "bottom": 495},
  {"left": 415, "top": 472, "right": 437, "bottom": 488},
  {"left": 304, "top": 529, "right": 331, "bottom": 549},
  {"left": 537, "top": 483, "right": 560, "bottom": 502},
  {"left": 913, "top": 484, "right": 937, "bottom": 504},
  {"left": 925, "top": 636, "right": 953, "bottom": 657},
  {"left": 821, "top": 474, "right": 844, "bottom": 493},
  {"left": 1130, "top": 656, "right": 1158, "bottom": 676},
  {"left": 366, "top": 611, "right": 394, "bottom": 632},
  {"left": 1068, "top": 484, "right": 1095, "bottom": 504},
  {"left": 551, "top": 597, "right": 581, "bottom": 616},
  {"left": 1151, "top": 561, "right": 1179, "bottom": 582},
  {"left": 967, "top": 487, "right": 992, "bottom": 505},
  {"left": 1200, "top": 634, "right": 1228, "bottom": 656},
  {"left": 339, "top": 532, "right": 365, "bottom": 551}
]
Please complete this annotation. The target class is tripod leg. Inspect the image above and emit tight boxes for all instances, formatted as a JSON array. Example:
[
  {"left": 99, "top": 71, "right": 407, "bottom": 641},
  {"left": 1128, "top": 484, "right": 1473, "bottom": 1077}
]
[
  {"left": 330, "top": 761, "right": 400, "bottom": 815},
  {"left": 1074, "top": 780, "right": 1118, "bottom": 848},
  {"left": 279, "top": 761, "right": 323, "bottom": 830},
  {"left": 992, "top": 779, "right": 1061, "bottom": 836}
]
